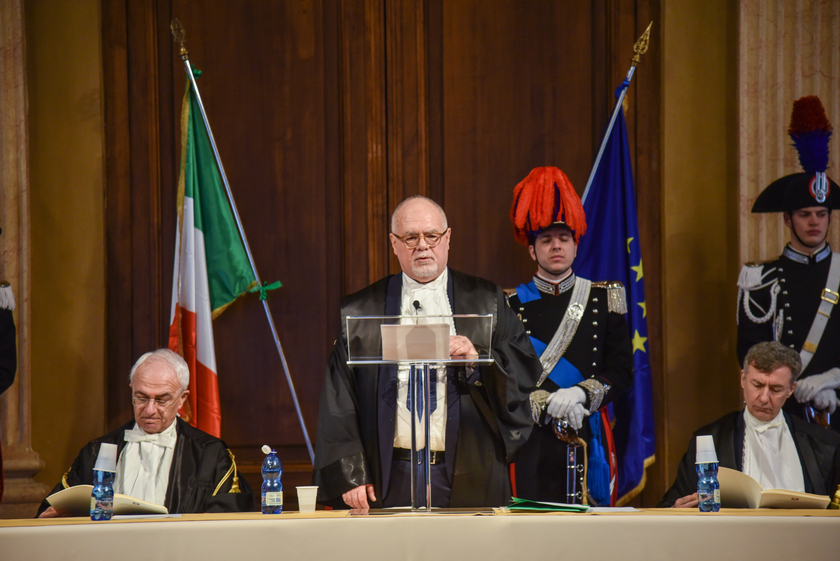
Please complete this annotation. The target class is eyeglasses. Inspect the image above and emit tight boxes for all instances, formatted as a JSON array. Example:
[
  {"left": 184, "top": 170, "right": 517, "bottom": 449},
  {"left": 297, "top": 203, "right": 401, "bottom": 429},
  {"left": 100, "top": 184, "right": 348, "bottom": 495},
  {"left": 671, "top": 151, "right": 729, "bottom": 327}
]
[
  {"left": 132, "top": 395, "right": 179, "bottom": 409},
  {"left": 392, "top": 230, "right": 448, "bottom": 249}
]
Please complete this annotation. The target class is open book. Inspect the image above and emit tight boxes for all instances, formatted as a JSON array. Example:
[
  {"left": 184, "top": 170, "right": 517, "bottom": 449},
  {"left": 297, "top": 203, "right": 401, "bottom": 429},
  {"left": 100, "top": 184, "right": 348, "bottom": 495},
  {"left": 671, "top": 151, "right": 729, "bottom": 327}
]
[
  {"left": 718, "top": 467, "right": 830, "bottom": 509},
  {"left": 47, "top": 485, "right": 169, "bottom": 516}
]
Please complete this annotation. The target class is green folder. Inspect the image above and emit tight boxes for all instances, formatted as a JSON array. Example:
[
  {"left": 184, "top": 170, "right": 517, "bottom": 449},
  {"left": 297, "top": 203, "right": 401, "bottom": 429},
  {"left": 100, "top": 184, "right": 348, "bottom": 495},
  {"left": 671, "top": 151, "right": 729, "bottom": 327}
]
[{"left": 508, "top": 497, "right": 590, "bottom": 512}]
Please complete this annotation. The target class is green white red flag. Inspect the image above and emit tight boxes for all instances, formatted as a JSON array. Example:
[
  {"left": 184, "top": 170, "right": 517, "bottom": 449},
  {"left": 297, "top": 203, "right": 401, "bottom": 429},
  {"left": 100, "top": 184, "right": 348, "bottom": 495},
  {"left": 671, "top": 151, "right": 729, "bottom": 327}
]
[{"left": 169, "top": 77, "right": 255, "bottom": 437}]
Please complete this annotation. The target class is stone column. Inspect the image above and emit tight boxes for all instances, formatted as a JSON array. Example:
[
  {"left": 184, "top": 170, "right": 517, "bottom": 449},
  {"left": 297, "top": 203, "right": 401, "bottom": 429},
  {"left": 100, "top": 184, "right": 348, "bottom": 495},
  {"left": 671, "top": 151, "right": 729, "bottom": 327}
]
[
  {"left": 0, "top": 0, "right": 49, "bottom": 519},
  {"left": 739, "top": 0, "right": 840, "bottom": 264}
]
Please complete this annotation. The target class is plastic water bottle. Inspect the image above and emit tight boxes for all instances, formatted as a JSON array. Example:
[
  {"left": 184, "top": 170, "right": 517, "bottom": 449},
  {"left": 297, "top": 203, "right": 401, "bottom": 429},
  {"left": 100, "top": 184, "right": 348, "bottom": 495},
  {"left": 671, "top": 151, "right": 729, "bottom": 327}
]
[
  {"left": 261, "top": 445, "right": 283, "bottom": 514},
  {"left": 696, "top": 462, "right": 721, "bottom": 512},
  {"left": 695, "top": 435, "right": 720, "bottom": 512},
  {"left": 91, "top": 443, "right": 118, "bottom": 520}
]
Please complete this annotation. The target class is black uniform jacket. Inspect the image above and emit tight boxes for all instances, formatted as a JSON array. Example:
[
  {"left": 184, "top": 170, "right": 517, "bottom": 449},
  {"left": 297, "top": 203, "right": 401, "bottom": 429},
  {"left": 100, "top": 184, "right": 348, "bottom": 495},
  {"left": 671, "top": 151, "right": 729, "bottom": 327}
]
[
  {"left": 508, "top": 280, "right": 634, "bottom": 502},
  {"left": 37, "top": 417, "right": 256, "bottom": 515},
  {"left": 659, "top": 410, "right": 840, "bottom": 507},
  {"left": 737, "top": 245, "right": 840, "bottom": 425},
  {"left": 313, "top": 268, "right": 541, "bottom": 508}
]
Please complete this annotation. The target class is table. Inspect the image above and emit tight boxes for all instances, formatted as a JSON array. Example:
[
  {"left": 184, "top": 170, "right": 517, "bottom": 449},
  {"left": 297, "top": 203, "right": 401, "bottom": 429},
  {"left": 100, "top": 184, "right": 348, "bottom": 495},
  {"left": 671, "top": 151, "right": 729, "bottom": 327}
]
[{"left": 2, "top": 508, "right": 839, "bottom": 561}]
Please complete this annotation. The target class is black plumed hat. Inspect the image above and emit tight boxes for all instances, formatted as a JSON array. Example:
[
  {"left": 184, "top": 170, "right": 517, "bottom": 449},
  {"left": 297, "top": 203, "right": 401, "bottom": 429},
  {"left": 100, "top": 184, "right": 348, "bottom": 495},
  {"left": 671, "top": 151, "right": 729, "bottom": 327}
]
[{"left": 752, "top": 96, "right": 840, "bottom": 213}]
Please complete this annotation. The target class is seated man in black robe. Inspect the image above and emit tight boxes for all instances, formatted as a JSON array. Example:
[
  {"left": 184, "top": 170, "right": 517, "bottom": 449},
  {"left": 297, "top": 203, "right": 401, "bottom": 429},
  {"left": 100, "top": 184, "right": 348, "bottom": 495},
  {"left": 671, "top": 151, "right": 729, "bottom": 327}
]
[
  {"left": 313, "top": 195, "right": 541, "bottom": 509},
  {"left": 660, "top": 341, "right": 840, "bottom": 508},
  {"left": 38, "top": 349, "right": 255, "bottom": 516}
]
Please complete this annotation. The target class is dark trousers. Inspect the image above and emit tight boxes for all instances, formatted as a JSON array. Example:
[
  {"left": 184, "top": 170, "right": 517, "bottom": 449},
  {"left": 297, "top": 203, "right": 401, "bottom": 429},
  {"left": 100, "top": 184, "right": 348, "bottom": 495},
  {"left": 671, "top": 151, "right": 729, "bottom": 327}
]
[{"left": 383, "top": 456, "right": 451, "bottom": 508}]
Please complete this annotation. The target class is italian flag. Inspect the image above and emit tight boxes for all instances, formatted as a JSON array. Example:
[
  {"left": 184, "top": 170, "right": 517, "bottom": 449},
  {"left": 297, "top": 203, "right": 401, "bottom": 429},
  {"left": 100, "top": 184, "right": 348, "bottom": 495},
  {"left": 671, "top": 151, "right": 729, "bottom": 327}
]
[{"left": 169, "top": 77, "right": 255, "bottom": 437}]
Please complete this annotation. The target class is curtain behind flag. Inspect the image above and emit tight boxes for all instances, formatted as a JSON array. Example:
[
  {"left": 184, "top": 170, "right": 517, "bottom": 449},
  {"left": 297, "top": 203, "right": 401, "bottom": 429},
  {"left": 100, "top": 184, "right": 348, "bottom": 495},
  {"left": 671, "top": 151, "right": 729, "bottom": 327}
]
[
  {"left": 169, "top": 77, "right": 255, "bottom": 437},
  {"left": 575, "top": 107, "right": 655, "bottom": 505}
]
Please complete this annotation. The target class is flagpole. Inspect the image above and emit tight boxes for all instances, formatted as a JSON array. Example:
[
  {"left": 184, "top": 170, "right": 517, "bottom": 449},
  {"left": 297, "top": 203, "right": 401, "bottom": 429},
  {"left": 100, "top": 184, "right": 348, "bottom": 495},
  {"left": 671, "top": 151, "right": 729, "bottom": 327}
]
[
  {"left": 171, "top": 20, "right": 315, "bottom": 464},
  {"left": 581, "top": 22, "right": 652, "bottom": 205}
]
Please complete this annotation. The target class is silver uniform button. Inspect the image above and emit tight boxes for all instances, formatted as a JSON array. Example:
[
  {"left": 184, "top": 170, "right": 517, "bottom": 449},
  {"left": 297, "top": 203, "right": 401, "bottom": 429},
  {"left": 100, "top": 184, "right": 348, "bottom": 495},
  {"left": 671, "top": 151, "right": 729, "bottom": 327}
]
[{"left": 593, "top": 334, "right": 598, "bottom": 339}]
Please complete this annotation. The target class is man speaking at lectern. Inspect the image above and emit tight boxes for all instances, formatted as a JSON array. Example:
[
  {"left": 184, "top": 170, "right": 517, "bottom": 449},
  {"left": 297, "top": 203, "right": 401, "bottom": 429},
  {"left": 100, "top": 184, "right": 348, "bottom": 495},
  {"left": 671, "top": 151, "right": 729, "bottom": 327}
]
[{"left": 314, "top": 196, "right": 541, "bottom": 509}]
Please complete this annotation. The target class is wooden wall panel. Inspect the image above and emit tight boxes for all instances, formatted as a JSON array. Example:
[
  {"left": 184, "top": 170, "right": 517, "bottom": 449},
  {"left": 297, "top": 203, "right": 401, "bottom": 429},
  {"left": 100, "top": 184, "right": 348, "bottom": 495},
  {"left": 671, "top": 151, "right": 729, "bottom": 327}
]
[
  {"left": 339, "top": 0, "right": 389, "bottom": 293},
  {"left": 103, "top": 0, "right": 662, "bottom": 504},
  {"left": 440, "top": 1, "right": 607, "bottom": 288}
]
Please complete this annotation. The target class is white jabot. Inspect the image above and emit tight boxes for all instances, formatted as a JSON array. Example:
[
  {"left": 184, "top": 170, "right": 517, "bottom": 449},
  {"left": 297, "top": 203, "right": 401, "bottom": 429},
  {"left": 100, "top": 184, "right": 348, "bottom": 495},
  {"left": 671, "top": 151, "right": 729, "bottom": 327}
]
[
  {"left": 115, "top": 420, "right": 177, "bottom": 506},
  {"left": 742, "top": 409, "right": 804, "bottom": 492},
  {"left": 394, "top": 269, "right": 454, "bottom": 451}
]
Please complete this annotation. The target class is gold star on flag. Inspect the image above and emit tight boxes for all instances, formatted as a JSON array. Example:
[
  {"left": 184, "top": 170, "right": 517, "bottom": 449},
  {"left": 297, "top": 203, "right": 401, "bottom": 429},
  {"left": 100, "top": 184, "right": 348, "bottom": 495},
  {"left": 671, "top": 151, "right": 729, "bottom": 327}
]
[
  {"left": 638, "top": 301, "right": 646, "bottom": 318},
  {"left": 626, "top": 237, "right": 634, "bottom": 253},
  {"left": 631, "top": 259, "right": 643, "bottom": 282},
  {"left": 632, "top": 330, "right": 648, "bottom": 354}
]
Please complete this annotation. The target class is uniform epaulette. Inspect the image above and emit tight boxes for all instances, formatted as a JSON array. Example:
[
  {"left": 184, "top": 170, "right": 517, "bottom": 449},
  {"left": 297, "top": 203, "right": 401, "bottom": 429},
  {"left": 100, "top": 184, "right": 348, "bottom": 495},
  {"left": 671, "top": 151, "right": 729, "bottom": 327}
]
[
  {"left": 0, "top": 282, "right": 15, "bottom": 311},
  {"left": 737, "top": 262, "right": 771, "bottom": 289},
  {"left": 591, "top": 281, "right": 627, "bottom": 314}
]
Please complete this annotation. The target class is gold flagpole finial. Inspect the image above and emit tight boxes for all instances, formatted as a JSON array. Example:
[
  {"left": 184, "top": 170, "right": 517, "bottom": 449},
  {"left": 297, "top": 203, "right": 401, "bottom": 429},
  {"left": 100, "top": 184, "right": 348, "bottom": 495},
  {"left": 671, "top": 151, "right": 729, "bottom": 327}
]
[
  {"left": 171, "top": 18, "right": 188, "bottom": 59},
  {"left": 631, "top": 22, "right": 653, "bottom": 67}
]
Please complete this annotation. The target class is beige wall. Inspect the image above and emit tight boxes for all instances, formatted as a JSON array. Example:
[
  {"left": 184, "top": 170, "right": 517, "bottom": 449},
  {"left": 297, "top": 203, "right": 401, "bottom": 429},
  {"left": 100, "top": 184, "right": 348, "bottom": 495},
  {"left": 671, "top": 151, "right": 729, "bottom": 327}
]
[
  {"left": 659, "top": 0, "right": 741, "bottom": 492},
  {"left": 26, "top": 0, "right": 106, "bottom": 489}
]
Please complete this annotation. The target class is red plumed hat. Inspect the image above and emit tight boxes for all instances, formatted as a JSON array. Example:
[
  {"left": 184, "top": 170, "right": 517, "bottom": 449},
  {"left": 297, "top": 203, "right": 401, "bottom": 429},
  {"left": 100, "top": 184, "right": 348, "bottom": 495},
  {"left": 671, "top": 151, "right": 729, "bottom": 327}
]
[{"left": 510, "top": 167, "right": 587, "bottom": 245}]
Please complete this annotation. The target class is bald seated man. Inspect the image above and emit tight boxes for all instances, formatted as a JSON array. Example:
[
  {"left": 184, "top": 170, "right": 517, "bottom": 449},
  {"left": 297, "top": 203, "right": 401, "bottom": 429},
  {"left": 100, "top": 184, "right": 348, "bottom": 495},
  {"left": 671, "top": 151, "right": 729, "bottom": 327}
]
[
  {"left": 38, "top": 349, "right": 255, "bottom": 516},
  {"left": 313, "top": 195, "right": 541, "bottom": 509}
]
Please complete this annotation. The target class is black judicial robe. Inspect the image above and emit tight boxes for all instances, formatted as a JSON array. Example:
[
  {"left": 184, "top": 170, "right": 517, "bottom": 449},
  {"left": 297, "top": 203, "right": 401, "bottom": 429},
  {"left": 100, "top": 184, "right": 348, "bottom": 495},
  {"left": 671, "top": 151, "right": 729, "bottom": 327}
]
[
  {"left": 0, "top": 308, "right": 15, "bottom": 395},
  {"left": 313, "top": 268, "right": 541, "bottom": 508},
  {"left": 737, "top": 245, "right": 840, "bottom": 427},
  {"left": 0, "top": 307, "right": 15, "bottom": 502},
  {"left": 36, "top": 417, "right": 256, "bottom": 515},
  {"left": 659, "top": 410, "right": 840, "bottom": 507},
  {"left": 508, "top": 280, "right": 634, "bottom": 503}
]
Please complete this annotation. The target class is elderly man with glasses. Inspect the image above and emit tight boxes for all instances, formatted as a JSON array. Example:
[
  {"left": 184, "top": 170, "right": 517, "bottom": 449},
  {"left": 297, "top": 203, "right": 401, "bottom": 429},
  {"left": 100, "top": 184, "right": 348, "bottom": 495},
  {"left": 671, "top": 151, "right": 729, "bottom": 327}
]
[
  {"left": 37, "top": 349, "right": 255, "bottom": 516},
  {"left": 313, "top": 195, "right": 541, "bottom": 510}
]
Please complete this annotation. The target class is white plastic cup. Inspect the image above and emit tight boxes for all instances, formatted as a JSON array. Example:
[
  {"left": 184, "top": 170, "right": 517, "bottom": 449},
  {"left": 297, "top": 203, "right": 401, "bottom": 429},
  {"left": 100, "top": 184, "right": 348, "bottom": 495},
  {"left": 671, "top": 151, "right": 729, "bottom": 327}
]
[
  {"left": 296, "top": 486, "right": 319, "bottom": 513},
  {"left": 94, "top": 443, "right": 118, "bottom": 472},
  {"left": 695, "top": 435, "right": 718, "bottom": 464}
]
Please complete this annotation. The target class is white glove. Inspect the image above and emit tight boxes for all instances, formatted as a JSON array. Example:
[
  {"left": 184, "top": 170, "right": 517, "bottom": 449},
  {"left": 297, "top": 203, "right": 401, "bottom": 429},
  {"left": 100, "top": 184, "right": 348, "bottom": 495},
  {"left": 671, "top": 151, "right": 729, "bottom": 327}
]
[
  {"left": 546, "top": 386, "right": 586, "bottom": 422},
  {"left": 794, "top": 368, "right": 840, "bottom": 403},
  {"left": 811, "top": 387, "right": 840, "bottom": 414},
  {"left": 562, "top": 403, "right": 589, "bottom": 431}
]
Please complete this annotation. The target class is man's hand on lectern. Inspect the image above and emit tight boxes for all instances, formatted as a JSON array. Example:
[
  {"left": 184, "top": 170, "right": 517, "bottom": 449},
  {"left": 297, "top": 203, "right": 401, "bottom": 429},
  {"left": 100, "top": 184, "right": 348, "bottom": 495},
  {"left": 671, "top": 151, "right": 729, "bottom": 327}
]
[
  {"left": 450, "top": 335, "right": 478, "bottom": 365},
  {"left": 343, "top": 484, "right": 376, "bottom": 510}
]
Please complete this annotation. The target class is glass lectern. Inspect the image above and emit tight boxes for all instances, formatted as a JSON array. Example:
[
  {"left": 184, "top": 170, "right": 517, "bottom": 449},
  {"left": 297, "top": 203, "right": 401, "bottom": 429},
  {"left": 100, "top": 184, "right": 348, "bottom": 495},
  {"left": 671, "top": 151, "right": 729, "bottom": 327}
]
[{"left": 346, "top": 314, "right": 495, "bottom": 511}]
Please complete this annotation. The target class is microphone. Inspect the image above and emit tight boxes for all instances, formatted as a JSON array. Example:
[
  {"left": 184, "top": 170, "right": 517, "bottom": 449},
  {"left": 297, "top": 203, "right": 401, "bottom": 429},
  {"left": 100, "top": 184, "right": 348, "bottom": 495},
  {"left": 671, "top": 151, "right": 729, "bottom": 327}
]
[{"left": 413, "top": 300, "right": 422, "bottom": 314}]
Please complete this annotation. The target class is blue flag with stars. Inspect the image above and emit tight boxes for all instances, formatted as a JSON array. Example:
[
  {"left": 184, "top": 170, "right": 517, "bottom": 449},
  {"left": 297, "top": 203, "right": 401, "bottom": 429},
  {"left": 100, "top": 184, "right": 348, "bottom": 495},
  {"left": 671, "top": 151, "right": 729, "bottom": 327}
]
[{"left": 574, "top": 105, "right": 655, "bottom": 505}]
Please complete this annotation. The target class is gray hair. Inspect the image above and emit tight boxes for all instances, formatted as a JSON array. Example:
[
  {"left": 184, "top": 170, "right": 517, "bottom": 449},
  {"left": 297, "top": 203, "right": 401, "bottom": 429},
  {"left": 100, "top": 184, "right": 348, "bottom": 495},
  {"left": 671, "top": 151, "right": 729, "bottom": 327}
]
[
  {"left": 390, "top": 195, "right": 448, "bottom": 233},
  {"left": 129, "top": 348, "right": 190, "bottom": 392},
  {"left": 743, "top": 341, "right": 802, "bottom": 385}
]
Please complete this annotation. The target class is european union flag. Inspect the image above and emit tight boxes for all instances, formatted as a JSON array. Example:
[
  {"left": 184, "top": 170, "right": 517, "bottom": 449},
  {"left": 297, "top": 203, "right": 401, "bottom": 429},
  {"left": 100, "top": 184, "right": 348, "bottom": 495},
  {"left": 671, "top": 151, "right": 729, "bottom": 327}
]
[{"left": 574, "top": 105, "right": 655, "bottom": 505}]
